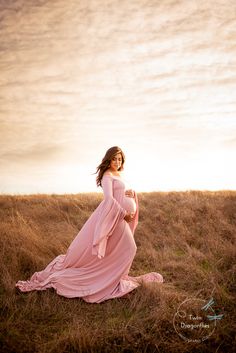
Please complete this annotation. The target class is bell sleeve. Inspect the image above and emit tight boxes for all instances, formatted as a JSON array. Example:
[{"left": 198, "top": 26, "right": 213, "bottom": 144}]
[{"left": 92, "top": 175, "right": 127, "bottom": 259}]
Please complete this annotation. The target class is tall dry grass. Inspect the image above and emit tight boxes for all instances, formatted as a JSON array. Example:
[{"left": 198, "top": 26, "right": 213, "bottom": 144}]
[{"left": 0, "top": 191, "right": 235, "bottom": 353}]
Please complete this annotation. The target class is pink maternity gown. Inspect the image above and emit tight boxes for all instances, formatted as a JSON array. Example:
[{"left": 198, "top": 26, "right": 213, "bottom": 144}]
[{"left": 15, "top": 174, "right": 163, "bottom": 303}]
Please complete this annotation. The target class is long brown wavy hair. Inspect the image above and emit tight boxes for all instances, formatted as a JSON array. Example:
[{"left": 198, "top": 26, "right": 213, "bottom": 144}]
[{"left": 94, "top": 146, "right": 125, "bottom": 187}]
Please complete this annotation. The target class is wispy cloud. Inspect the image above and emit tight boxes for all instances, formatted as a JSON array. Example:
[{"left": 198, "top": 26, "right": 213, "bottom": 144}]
[{"left": 0, "top": 0, "right": 236, "bottom": 193}]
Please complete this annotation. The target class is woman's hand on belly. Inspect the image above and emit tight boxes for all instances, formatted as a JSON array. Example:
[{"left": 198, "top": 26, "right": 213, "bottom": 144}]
[{"left": 125, "top": 189, "right": 135, "bottom": 198}]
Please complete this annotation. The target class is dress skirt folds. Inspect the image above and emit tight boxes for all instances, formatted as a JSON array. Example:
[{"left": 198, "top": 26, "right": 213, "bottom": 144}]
[{"left": 15, "top": 175, "right": 163, "bottom": 303}]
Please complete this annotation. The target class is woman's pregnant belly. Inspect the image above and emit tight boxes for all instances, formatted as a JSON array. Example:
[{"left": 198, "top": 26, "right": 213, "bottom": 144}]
[{"left": 120, "top": 195, "right": 137, "bottom": 213}]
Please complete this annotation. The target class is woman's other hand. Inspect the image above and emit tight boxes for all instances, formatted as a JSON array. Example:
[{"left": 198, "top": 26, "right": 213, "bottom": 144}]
[
  {"left": 125, "top": 189, "right": 134, "bottom": 198},
  {"left": 124, "top": 212, "right": 135, "bottom": 223}
]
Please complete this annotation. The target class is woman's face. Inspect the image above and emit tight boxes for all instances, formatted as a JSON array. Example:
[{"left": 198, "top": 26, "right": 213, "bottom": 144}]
[{"left": 109, "top": 153, "right": 122, "bottom": 172}]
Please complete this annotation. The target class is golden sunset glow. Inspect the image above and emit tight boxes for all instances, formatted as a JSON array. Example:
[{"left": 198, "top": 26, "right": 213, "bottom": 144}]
[{"left": 0, "top": 0, "right": 235, "bottom": 194}]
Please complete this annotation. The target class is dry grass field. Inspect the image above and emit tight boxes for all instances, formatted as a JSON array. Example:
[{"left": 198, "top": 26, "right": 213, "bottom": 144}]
[{"left": 0, "top": 191, "right": 235, "bottom": 353}]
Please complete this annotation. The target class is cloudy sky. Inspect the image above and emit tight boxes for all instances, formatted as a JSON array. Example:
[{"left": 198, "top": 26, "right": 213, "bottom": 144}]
[{"left": 0, "top": 0, "right": 235, "bottom": 194}]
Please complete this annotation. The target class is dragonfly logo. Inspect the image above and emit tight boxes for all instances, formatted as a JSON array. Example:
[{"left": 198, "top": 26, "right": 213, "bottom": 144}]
[{"left": 173, "top": 297, "right": 224, "bottom": 343}]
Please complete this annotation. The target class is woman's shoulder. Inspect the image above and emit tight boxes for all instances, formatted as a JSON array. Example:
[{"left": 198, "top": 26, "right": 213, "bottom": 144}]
[
  {"left": 102, "top": 173, "right": 112, "bottom": 180},
  {"left": 101, "top": 172, "right": 113, "bottom": 183},
  {"left": 103, "top": 171, "right": 113, "bottom": 176},
  {"left": 103, "top": 172, "right": 122, "bottom": 178}
]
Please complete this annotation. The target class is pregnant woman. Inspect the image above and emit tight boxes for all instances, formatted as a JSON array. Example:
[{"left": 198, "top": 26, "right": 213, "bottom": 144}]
[{"left": 15, "top": 146, "right": 163, "bottom": 303}]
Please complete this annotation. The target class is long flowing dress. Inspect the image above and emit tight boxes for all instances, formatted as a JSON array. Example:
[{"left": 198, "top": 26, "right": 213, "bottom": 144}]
[{"left": 15, "top": 174, "right": 163, "bottom": 303}]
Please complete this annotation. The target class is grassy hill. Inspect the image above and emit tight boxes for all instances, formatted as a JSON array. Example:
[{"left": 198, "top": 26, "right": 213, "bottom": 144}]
[{"left": 0, "top": 191, "right": 235, "bottom": 353}]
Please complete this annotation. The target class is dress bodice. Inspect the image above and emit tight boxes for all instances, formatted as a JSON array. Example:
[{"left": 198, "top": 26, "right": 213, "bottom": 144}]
[{"left": 110, "top": 176, "right": 137, "bottom": 214}]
